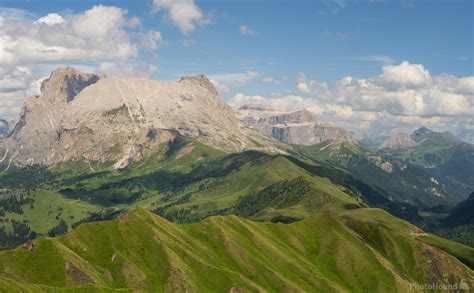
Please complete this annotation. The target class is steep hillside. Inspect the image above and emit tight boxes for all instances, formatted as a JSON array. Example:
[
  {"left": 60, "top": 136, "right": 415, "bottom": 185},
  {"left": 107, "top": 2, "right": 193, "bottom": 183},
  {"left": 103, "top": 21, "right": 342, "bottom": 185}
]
[
  {"left": 380, "top": 127, "right": 474, "bottom": 198},
  {"left": 433, "top": 192, "right": 474, "bottom": 247},
  {"left": 0, "top": 208, "right": 472, "bottom": 292},
  {"left": 443, "top": 192, "right": 474, "bottom": 227}
]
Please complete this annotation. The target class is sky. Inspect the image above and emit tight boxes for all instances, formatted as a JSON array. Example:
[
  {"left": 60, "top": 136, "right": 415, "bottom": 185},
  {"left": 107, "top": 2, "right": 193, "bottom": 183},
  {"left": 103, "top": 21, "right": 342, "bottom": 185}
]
[{"left": 0, "top": 0, "right": 472, "bottom": 137}]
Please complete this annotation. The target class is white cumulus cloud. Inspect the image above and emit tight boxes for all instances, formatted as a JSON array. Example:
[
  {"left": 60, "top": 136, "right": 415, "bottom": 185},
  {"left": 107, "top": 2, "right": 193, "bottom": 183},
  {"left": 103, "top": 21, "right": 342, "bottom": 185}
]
[
  {"left": 0, "top": 5, "right": 163, "bottom": 119},
  {"left": 152, "top": 0, "right": 211, "bottom": 34}
]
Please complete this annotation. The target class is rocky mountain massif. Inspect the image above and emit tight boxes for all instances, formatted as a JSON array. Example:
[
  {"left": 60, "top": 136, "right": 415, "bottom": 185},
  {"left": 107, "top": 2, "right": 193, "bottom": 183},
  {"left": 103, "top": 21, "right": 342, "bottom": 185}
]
[
  {"left": 236, "top": 105, "right": 355, "bottom": 145},
  {"left": 6, "top": 68, "right": 271, "bottom": 168}
]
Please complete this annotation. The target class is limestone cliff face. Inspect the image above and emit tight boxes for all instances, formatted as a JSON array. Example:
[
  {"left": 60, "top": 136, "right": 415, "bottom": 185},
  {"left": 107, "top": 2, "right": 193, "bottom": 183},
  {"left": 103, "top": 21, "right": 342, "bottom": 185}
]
[
  {"left": 263, "top": 110, "right": 315, "bottom": 125},
  {"left": 7, "top": 69, "right": 263, "bottom": 166},
  {"left": 236, "top": 106, "right": 355, "bottom": 145},
  {"left": 40, "top": 68, "right": 100, "bottom": 104},
  {"left": 7, "top": 68, "right": 101, "bottom": 164}
]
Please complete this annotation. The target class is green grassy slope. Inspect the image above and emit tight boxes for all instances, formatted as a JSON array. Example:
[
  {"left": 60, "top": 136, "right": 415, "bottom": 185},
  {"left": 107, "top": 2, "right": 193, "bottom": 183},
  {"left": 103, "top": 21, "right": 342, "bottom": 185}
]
[
  {"left": 0, "top": 141, "right": 363, "bottom": 249},
  {"left": 0, "top": 208, "right": 472, "bottom": 292},
  {"left": 54, "top": 142, "right": 362, "bottom": 223},
  {"left": 4, "top": 189, "right": 103, "bottom": 233}
]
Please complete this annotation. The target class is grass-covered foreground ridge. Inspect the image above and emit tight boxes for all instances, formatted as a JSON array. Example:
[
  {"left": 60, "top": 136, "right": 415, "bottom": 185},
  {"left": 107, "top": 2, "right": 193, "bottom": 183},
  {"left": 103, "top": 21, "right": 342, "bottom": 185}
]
[{"left": 0, "top": 208, "right": 472, "bottom": 292}]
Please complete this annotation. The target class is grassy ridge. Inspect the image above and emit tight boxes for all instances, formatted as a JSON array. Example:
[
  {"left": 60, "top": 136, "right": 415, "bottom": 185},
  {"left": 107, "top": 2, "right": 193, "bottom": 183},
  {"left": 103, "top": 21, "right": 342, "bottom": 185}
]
[{"left": 0, "top": 208, "right": 472, "bottom": 292}]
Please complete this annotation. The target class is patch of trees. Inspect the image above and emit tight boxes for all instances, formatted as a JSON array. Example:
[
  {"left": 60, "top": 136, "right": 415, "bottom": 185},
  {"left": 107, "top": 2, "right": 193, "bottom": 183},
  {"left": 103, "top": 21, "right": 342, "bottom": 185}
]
[
  {"left": 0, "top": 189, "right": 35, "bottom": 215},
  {"left": 0, "top": 219, "right": 36, "bottom": 250},
  {"left": 71, "top": 209, "right": 126, "bottom": 229},
  {"left": 434, "top": 224, "right": 474, "bottom": 248},
  {"left": 233, "top": 177, "right": 312, "bottom": 217},
  {"left": 156, "top": 205, "right": 202, "bottom": 223},
  {"left": 47, "top": 219, "right": 68, "bottom": 237},
  {"left": 152, "top": 177, "right": 314, "bottom": 223},
  {"left": 0, "top": 165, "right": 54, "bottom": 189}
]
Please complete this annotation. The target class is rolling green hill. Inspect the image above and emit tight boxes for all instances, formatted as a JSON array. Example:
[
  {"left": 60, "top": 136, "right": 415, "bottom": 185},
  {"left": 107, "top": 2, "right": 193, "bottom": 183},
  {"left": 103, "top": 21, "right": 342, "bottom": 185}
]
[{"left": 0, "top": 208, "right": 472, "bottom": 292}]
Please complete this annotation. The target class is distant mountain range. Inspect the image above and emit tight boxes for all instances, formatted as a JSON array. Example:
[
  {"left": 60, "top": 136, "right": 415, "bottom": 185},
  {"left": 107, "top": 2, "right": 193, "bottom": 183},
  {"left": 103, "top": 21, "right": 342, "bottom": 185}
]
[{"left": 236, "top": 105, "right": 355, "bottom": 145}]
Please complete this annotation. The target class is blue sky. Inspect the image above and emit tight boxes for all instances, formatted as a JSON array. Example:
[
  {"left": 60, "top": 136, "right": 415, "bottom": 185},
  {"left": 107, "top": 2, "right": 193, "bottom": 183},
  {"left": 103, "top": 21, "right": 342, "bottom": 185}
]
[{"left": 0, "top": 0, "right": 473, "bottom": 136}]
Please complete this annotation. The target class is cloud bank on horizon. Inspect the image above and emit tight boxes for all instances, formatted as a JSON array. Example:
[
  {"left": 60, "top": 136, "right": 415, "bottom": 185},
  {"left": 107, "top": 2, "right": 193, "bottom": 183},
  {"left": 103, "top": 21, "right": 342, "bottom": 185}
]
[
  {"left": 231, "top": 61, "right": 474, "bottom": 136},
  {"left": 0, "top": 0, "right": 472, "bottom": 137}
]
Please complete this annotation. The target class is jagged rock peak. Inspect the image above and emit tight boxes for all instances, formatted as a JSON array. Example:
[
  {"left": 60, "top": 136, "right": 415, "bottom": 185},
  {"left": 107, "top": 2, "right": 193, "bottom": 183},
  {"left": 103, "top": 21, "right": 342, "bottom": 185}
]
[
  {"left": 265, "top": 109, "right": 316, "bottom": 125},
  {"left": 179, "top": 74, "right": 217, "bottom": 96},
  {"left": 40, "top": 67, "right": 100, "bottom": 104},
  {"left": 380, "top": 132, "right": 416, "bottom": 149}
]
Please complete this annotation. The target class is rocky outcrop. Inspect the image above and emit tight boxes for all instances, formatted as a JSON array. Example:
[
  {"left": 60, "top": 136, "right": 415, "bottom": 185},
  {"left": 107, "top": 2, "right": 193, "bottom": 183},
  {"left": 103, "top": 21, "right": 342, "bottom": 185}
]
[
  {"left": 236, "top": 107, "right": 355, "bottom": 145},
  {"left": 40, "top": 68, "right": 100, "bottom": 104},
  {"left": 7, "top": 68, "right": 264, "bottom": 166},
  {"left": 263, "top": 110, "right": 315, "bottom": 125},
  {"left": 7, "top": 68, "right": 101, "bottom": 164},
  {"left": 263, "top": 123, "right": 354, "bottom": 145},
  {"left": 380, "top": 132, "right": 416, "bottom": 149}
]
